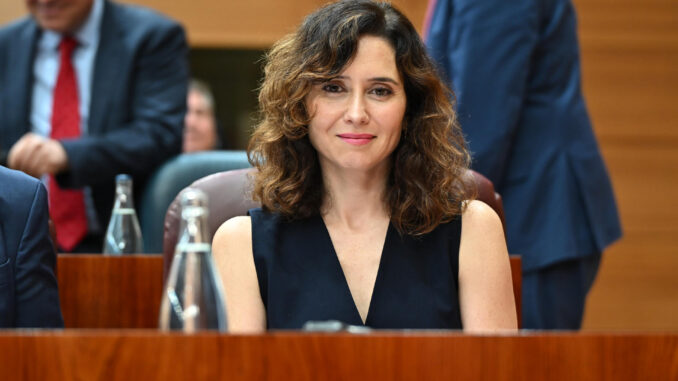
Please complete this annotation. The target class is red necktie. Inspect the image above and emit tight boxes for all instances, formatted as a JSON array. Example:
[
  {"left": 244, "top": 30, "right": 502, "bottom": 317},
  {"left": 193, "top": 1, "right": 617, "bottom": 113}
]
[{"left": 49, "top": 36, "right": 87, "bottom": 252}]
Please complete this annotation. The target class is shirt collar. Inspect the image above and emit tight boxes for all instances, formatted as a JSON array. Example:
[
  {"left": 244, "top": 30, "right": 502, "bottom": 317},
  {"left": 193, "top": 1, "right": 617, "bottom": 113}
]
[
  {"left": 73, "top": 0, "right": 103, "bottom": 48},
  {"left": 39, "top": 0, "right": 104, "bottom": 51}
]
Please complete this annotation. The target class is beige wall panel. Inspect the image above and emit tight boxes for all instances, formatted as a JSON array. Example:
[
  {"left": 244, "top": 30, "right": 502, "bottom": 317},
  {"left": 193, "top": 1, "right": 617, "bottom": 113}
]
[
  {"left": 600, "top": 141, "right": 678, "bottom": 232},
  {"left": 583, "top": 54, "right": 678, "bottom": 140},
  {"left": 119, "top": 0, "right": 324, "bottom": 48},
  {"left": 0, "top": 1, "right": 427, "bottom": 47},
  {"left": 0, "top": 2, "right": 27, "bottom": 25},
  {"left": 583, "top": 141, "right": 678, "bottom": 330},
  {"left": 583, "top": 229, "right": 678, "bottom": 330},
  {"left": 574, "top": 0, "right": 678, "bottom": 330},
  {"left": 120, "top": 0, "right": 427, "bottom": 47},
  {"left": 577, "top": 1, "right": 678, "bottom": 139}
]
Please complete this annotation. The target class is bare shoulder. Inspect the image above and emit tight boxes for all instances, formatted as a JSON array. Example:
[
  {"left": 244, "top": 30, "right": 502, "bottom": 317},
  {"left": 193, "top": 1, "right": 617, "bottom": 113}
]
[
  {"left": 461, "top": 199, "right": 503, "bottom": 234},
  {"left": 459, "top": 199, "right": 507, "bottom": 265},
  {"left": 214, "top": 216, "right": 252, "bottom": 241},
  {"left": 213, "top": 216, "right": 252, "bottom": 258}
]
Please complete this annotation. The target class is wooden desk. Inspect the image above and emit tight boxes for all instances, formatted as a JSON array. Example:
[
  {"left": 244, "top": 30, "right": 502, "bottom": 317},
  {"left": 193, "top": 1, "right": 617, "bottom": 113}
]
[
  {"left": 57, "top": 255, "right": 522, "bottom": 329},
  {"left": 57, "top": 255, "right": 163, "bottom": 329},
  {"left": 0, "top": 332, "right": 676, "bottom": 380}
]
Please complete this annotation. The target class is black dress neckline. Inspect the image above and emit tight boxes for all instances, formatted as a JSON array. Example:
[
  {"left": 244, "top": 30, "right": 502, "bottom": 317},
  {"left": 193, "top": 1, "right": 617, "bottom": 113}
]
[
  {"left": 315, "top": 214, "right": 394, "bottom": 326},
  {"left": 250, "top": 207, "right": 463, "bottom": 330}
]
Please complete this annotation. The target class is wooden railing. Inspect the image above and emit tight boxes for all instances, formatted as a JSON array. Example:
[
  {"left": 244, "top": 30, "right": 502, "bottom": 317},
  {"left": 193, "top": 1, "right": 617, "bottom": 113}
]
[{"left": 1, "top": 331, "right": 676, "bottom": 380}]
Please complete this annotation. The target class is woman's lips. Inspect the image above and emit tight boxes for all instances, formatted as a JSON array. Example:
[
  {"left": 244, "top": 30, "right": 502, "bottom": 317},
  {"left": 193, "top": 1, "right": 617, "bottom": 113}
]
[{"left": 337, "top": 133, "right": 375, "bottom": 146}]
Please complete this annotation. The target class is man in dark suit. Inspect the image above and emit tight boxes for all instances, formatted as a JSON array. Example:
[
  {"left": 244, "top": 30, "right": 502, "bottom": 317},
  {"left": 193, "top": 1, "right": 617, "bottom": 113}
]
[
  {"left": 0, "top": 0, "right": 189, "bottom": 252},
  {"left": 425, "top": 0, "right": 623, "bottom": 329},
  {"left": 0, "top": 166, "right": 64, "bottom": 328}
]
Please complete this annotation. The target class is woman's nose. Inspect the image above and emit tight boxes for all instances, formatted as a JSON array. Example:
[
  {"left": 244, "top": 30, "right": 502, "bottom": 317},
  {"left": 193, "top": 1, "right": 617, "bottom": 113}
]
[{"left": 344, "top": 94, "right": 369, "bottom": 125}]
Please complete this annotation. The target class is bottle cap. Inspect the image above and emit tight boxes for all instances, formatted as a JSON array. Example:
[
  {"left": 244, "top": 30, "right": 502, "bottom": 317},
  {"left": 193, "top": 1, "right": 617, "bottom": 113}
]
[
  {"left": 116, "top": 174, "right": 132, "bottom": 182},
  {"left": 181, "top": 188, "right": 208, "bottom": 208}
]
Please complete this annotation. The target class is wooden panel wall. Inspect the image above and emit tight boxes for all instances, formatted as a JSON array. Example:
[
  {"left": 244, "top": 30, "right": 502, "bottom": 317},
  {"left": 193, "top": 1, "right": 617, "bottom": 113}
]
[
  {"left": 2, "top": 0, "right": 676, "bottom": 330},
  {"left": 0, "top": 1, "right": 427, "bottom": 46},
  {"left": 0, "top": 2, "right": 25, "bottom": 26},
  {"left": 573, "top": 0, "right": 678, "bottom": 330}
]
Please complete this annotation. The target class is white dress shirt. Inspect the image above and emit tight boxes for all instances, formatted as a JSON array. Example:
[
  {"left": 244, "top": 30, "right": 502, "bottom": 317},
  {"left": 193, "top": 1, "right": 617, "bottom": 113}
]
[
  {"left": 30, "top": 0, "right": 104, "bottom": 234},
  {"left": 30, "top": 0, "right": 103, "bottom": 137}
]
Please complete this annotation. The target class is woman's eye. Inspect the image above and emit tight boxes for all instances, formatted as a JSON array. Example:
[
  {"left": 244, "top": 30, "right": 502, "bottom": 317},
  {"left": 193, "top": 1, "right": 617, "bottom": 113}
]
[
  {"left": 371, "top": 87, "right": 393, "bottom": 97},
  {"left": 322, "top": 83, "right": 343, "bottom": 93}
]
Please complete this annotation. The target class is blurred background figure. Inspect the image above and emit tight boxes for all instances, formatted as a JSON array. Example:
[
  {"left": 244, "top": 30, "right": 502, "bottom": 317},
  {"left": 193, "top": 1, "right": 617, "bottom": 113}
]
[
  {"left": 0, "top": 166, "right": 63, "bottom": 328},
  {"left": 0, "top": 0, "right": 189, "bottom": 253},
  {"left": 425, "top": 0, "right": 622, "bottom": 329},
  {"left": 183, "top": 79, "right": 223, "bottom": 153}
]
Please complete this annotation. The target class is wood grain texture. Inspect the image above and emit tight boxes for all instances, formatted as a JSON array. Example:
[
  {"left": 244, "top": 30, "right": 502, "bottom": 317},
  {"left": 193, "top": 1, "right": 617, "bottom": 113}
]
[
  {"left": 584, "top": 229, "right": 678, "bottom": 331},
  {"left": 57, "top": 255, "right": 164, "bottom": 329},
  {"left": 576, "top": 1, "right": 678, "bottom": 140},
  {"left": 0, "top": 332, "right": 676, "bottom": 381},
  {"left": 574, "top": 0, "right": 678, "bottom": 331},
  {"left": 599, "top": 141, "right": 678, "bottom": 232},
  {"left": 0, "top": 1, "right": 427, "bottom": 47},
  {"left": 510, "top": 255, "right": 522, "bottom": 328},
  {"left": 57, "top": 255, "right": 522, "bottom": 329},
  {"left": 117, "top": 0, "right": 427, "bottom": 47}
]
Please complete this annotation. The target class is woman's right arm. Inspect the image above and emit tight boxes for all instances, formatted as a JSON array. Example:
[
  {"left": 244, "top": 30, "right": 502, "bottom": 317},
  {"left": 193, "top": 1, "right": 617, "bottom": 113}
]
[
  {"left": 458, "top": 200, "right": 518, "bottom": 332},
  {"left": 212, "top": 216, "right": 266, "bottom": 333}
]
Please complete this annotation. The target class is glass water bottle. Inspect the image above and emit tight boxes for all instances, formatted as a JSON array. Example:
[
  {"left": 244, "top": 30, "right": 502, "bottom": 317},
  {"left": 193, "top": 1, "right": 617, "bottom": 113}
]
[
  {"left": 102, "top": 174, "right": 143, "bottom": 255},
  {"left": 158, "top": 188, "right": 227, "bottom": 332}
]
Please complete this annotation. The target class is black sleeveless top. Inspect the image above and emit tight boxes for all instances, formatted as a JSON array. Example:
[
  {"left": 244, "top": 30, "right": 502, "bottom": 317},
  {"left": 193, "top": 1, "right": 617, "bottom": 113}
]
[{"left": 249, "top": 208, "right": 463, "bottom": 329}]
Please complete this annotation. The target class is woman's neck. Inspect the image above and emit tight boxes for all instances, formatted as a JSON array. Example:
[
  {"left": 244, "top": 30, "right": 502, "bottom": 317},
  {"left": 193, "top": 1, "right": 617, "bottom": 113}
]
[{"left": 320, "top": 165, "right": 390, "bottom": 231}]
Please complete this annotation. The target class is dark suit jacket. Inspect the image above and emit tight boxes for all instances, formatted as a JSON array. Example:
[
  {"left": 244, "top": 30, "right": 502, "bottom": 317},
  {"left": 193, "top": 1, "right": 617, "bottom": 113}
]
[
  {"left": 0, "top": 0, "right": 189, "bottom": 232},
  {"left": 0, "top": 166, "right": 63, "bottom": 327},
  {"left": 426, "top": 0, "right": 622, "bottom": 271}
]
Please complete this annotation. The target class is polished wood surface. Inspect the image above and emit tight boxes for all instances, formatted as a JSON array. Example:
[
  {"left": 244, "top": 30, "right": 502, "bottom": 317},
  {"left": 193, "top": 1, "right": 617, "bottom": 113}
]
[
  {"left": 57, "top": 255, "right": 163, "bottom": 329},
  {"left": 57, "top": 255, "right": 522, "bottom": 329},
  {"left": 510, "top": 255, "right": 522, "bottom": 328},
  {"left": 1, "top": 332, "right": 676, "bottom": 380}
]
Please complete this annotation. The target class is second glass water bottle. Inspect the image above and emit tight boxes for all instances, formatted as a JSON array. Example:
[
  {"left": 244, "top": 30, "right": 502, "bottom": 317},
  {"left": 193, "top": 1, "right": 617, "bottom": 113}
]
[
  {"left": 158, "top": 188, "right": 227, "bottom": 332},
  {"left": 103, "top": 174, "right": 143, "bottom": 255}
]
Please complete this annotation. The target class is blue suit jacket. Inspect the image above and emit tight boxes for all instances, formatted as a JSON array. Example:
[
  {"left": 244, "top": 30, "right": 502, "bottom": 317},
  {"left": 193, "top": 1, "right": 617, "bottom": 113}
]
[
  {"left": 0, "top": 166, "right": 63, "bottom": 327},
  {"left": 426, "top": 0, "right": 622, "bottom": 270},
  {"left": 0, "top": 0, "right": 188, "bottom": 231}
]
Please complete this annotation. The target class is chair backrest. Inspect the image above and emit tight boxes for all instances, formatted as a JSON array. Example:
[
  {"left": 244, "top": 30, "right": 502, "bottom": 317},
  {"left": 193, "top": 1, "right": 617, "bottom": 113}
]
[
  {"left": 139, "top": 151, "right": 251, "bottom": 253},
  {"left": 162, "top": 167, "right": 506, "bottom": 278},
  {"left": 468, "top": 171, "right": 506, "bottom": 234}
]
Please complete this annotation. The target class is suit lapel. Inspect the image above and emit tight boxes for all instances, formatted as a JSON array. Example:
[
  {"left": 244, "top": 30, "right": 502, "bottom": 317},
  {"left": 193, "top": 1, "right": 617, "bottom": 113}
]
[{"left": 89, "top": 0, "right": 124, "bottom": 135}]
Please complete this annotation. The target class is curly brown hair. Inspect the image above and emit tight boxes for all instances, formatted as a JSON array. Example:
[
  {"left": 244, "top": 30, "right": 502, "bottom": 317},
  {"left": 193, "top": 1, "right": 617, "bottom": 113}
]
[{"left": 248, "top": 0, "right": 474, "bottom": 235}]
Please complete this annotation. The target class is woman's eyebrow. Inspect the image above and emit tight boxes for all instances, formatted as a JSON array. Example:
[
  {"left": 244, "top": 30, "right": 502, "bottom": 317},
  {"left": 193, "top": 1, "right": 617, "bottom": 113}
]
[
  {"left": 369, "top": 77, "right": 400, "bottom": 85},
  {"left": 333, "top": 75, "right": 400, "bottom": 85}
]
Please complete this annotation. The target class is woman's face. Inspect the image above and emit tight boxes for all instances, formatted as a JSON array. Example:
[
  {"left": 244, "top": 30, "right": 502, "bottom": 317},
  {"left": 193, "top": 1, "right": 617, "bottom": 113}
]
[{"left": 305, "top": 35, "right": 407, "bottom": 176}]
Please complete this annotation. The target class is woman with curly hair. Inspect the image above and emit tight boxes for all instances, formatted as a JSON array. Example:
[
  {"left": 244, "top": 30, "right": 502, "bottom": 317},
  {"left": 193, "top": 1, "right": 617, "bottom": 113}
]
[{"left": 213, "top": 0, "right": 516, "bottom": 332}]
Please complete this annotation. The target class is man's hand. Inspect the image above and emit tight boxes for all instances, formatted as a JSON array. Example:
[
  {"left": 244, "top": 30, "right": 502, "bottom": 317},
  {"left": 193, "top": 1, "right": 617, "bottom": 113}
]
[{"left": 7, "top": 133, "right": 69, "bottom": 178}]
